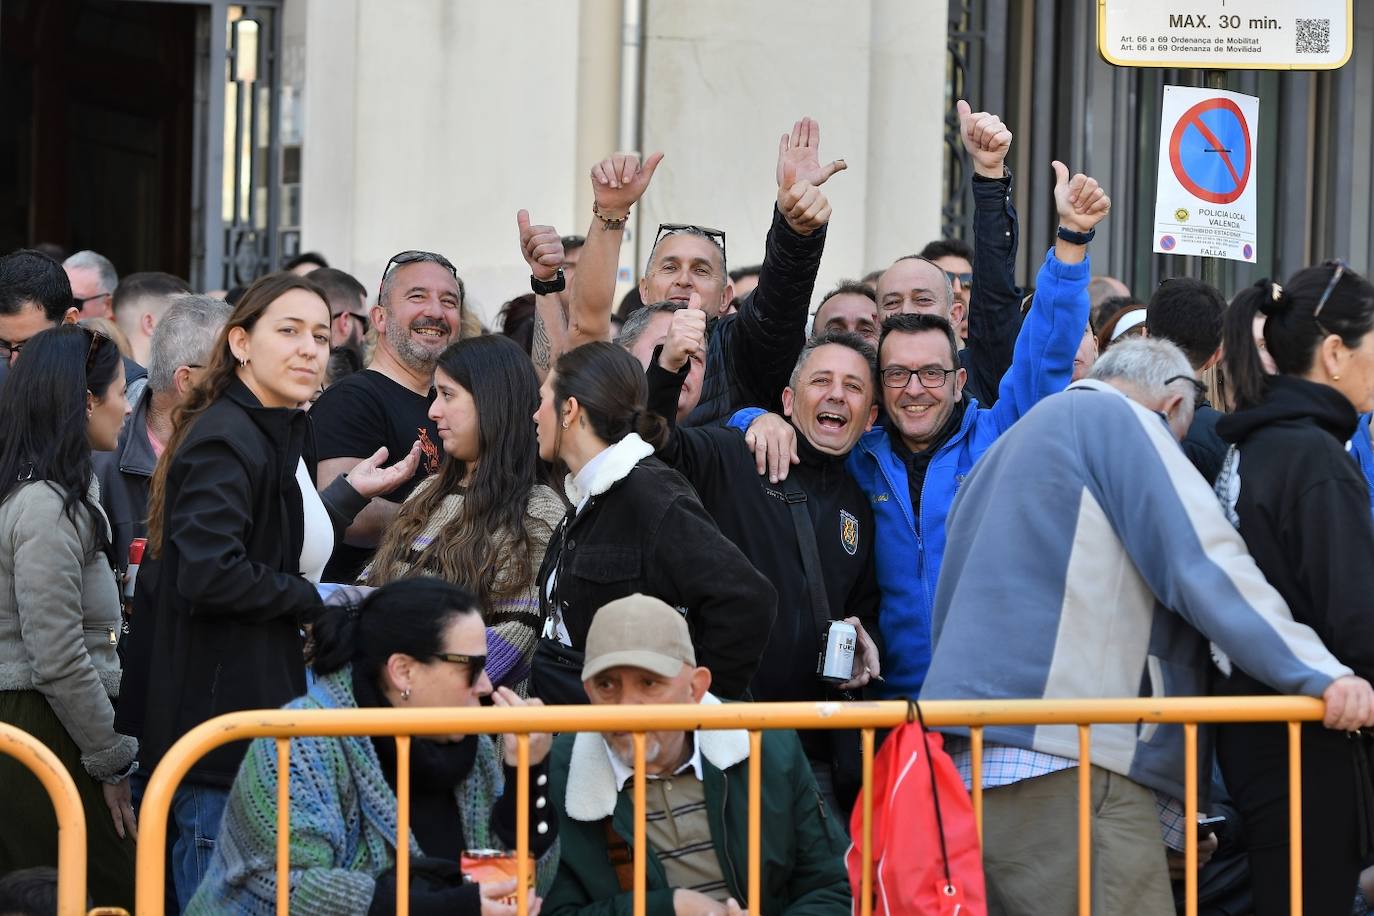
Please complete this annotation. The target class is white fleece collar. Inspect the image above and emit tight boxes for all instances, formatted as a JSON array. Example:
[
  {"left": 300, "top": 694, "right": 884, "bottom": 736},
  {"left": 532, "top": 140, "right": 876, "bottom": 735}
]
[
  {"left": 564, "top": 433, "right": 654, "bottom": 509},
  {"left": 564, "top": 693, "right": 750, "bottom": 822}
]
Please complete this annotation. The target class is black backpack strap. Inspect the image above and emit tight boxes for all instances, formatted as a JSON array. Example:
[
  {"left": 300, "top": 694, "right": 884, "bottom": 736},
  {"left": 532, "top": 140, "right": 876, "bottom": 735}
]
[{"left": 780, "top": 475, "right": 833, "bottom": 633}]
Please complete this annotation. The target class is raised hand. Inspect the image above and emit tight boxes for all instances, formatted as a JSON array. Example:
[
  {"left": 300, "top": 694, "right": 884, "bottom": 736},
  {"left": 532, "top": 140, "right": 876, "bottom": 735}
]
[
  {"left": 777, "top": 161, "right": 832, "bottom": 237},
  {"left": 1051, "top": 161, "right": 1110, "bottom": 233},
  {"left": 346, "top": 442, "right": 422, "bottom": 500},
  {"left": 517, "top": 210, "right": 565, "bottom": 282},
  {"left": 659, "top": 296, "right": 708, "bottom": 372},
  {"left": 776, "top": 117, "right": 846, "bottom": 188},
  {"left": 590, "top": 151, "right": 664, "bottom": 218},
  {"left": 491, "top": 687, "right": 553, "bottom": 766},
  {"left": 957, "top": 99, "right": 1012, "bottom": 179}
]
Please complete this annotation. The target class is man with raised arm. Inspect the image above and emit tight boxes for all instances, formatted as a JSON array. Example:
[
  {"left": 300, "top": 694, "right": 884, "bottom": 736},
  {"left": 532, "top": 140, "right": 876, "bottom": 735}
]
[
  {"left": 736, "top": 159, "right": 1111, "bottom": 702},
  {"left": 875, "top": 101, "right": 1024, "bottom": 406},
  {"left": 528, "top": 118, "right": 841, "bottom": 426}
]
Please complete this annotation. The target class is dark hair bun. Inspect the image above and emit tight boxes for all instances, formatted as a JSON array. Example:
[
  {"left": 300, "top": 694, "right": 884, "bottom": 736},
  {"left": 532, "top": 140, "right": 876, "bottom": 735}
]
[{"left": 1255, "top": 279, "right": 1290, "bottom": 317}]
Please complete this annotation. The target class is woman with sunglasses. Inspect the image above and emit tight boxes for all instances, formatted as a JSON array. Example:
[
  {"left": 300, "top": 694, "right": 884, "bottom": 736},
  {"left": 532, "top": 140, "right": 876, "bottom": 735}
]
[
  {"left": 363, "top": 335, "right": 564, "bottom": 696},
  {"left": 190, "top": 577, "right": 557, "bottom": 915},
  {"left": 531, "top": 341, "right": 775, "bottom": 704},
  {"left": 118, "top": 272, "right": 419, "bottom": 908},
  {"left": 1215, "top": 261, "right": 1374, "bottom": 915},
  {"left": 0, "top": 325, "right": 135, "bottom": 909}
]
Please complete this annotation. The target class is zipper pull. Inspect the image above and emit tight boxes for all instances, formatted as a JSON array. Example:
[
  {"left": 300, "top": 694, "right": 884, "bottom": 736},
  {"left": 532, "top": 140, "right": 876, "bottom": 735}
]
[{"left": 107, "top": 627, "right": 117, "bottom": 646}]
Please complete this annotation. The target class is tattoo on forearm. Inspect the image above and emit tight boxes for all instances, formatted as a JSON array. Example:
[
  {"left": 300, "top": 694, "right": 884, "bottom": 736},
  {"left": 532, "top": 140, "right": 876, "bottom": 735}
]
[{"left": 532, "top": 312, "right": 551, "bottom": 372}]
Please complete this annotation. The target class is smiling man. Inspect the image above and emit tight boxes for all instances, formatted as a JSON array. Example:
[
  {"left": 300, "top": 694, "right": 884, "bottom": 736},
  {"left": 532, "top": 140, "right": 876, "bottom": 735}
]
[
  {"left": 646, "top": 322, "right": 882, "bottom": 814},
  {"left": 311, "top": 251, "right": 465, "bottom": 580}
]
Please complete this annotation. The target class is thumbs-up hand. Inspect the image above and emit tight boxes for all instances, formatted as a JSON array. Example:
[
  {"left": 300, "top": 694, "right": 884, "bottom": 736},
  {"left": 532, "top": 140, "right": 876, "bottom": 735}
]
[
  {"left": 957, "top": 99, "right": 1013, "bottom": 178},
  {"left": 659, "top": 302, "right": 708, "bottom": 372},
  {"left": 517, "top": 209, "right": 566, "bottom": 282},
  {"left": 1051, "top": 161, "right": 1110, "bottom": 233}
]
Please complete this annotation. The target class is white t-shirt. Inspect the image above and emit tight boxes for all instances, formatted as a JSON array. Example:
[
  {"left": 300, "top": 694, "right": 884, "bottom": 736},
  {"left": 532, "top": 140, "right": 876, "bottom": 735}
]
[{"left": 296, "top": 458, "right": 333, "bottom": 584}]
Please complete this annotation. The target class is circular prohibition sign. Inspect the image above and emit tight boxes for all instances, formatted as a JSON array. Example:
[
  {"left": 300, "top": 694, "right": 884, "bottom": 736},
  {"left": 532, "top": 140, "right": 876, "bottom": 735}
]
[{"left": 1168, "top": 98, "right": 1252, "bottom": 206}]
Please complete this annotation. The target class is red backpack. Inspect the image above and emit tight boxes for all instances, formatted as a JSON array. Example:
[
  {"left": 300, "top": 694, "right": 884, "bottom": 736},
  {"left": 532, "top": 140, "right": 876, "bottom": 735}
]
[{"left": 845, "top": 703, "right": 987, "bottom": 915}]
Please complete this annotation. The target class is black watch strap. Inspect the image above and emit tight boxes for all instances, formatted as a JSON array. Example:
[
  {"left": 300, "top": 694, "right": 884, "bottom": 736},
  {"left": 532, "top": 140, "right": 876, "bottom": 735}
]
[
  {"left": 1056, "top": 225, "right": 1096, "bottom": 246},
  {"left": 531, "top": 269, "right": 566, "bottom": 295}
]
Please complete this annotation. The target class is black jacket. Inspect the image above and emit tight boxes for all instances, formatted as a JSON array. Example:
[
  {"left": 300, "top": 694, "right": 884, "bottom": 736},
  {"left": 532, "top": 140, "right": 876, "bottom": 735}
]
[
  {"left": 959, "top": 171, "right": 1024, "bottom": 407},
  {"left": 649, "top": 358, "right": 880, "bottom": 705},
  {"left": 1184, "top": 401, "right": 1228, "bottom": 485},
  {"left": 683, "top": 205, "right": 826, "bottom": 427},
  {"left": 93, "top": 385, "right": 158, "bottom": 577},
  {"left": 535, "top": 443, "right": 776, "bottom": 700},
  {"left": 1216, "top": 375, "right": 1374, "bottom": 688},
  {"left": 115, "top": 379, "right": 366, "bottom": 786}
]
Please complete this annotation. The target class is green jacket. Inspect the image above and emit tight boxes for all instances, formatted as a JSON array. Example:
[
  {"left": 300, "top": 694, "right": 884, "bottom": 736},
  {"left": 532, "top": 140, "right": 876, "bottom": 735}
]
[{"left": 544, "top": 694, "right": 850, "bottom": 915}]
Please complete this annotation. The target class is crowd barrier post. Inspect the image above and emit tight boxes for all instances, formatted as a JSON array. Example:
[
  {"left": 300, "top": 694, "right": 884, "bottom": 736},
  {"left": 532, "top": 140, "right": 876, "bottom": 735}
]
[
  {"left": 134, "top": 696, "right": 1326, "bottom": 916},
  {"left": 0, "top": 722, "right": 88, "bottom": 915}
]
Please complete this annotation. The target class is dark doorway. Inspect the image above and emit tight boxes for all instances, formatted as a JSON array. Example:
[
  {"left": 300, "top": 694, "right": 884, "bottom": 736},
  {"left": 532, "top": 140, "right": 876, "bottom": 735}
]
[{"left": 0, "top": 0, "right": 197, "bottom": 278}]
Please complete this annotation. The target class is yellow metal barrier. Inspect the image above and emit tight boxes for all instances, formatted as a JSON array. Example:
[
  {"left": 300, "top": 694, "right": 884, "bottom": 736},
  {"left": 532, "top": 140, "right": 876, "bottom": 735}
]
[
  {"left": 134, "top": 696, "right": 1328, "bottom": 916},
  {"left": 0, "top": 722, "right": 89, "bottom": 916}
]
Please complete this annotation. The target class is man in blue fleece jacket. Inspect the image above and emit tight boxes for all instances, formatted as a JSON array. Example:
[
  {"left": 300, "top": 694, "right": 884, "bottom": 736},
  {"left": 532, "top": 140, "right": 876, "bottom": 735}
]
[{"left": 736, "top": 157, "right": 1110, "bottom": 700}]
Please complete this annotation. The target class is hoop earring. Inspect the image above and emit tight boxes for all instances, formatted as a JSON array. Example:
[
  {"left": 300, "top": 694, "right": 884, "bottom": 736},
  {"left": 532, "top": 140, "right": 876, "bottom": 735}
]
[
  {"left": 401, "top": 687, "right": 411, "bottom": 701},
  {"left": 239, "top": 358, "right": 248, "bottom": 368}
]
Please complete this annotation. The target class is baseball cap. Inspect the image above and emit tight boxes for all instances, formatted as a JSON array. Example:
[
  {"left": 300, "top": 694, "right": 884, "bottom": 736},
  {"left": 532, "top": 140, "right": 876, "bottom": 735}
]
[{"left": 581, "top": 594, "right": 696, "bottom": 681}]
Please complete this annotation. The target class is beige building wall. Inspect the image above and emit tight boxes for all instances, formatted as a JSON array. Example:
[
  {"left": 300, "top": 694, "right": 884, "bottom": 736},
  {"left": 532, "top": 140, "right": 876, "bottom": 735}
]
[{"left": 300, "top": 0, "right": 948, "bottom": 326}]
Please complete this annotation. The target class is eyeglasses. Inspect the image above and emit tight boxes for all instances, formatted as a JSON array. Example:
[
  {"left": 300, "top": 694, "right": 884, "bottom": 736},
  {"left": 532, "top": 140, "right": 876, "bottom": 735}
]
[
  {"left": 882, "top": 365, "right": 958, "bottom": 389},
  {"left": 433, "top": 652, "right": 487, "bottom": 688},
  {"left": 333, "top": 311, "right": 370, "bottom": 331},
  {"left": 944, "top": 271, "right": 973, "bottom": 288},
  {"left": 1164, "top": 374, "right": 1207, "bottom": 406},
  {"left": 0, "top": 337, "right": 25, "bottom": 365},
  {"left": 74, "top": 291, "right": 112, "bottom": 309},
  {"left": 1312, "top": 259, "right": 1348, "bottom": 331},
  {"left": 652, "top": 223, "right": 728, "bottom": 270}
]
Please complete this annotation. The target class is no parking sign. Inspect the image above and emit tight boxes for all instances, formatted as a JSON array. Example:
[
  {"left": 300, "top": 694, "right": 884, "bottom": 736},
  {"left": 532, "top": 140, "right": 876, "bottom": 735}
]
[{"left": 1153, "top": 85, "right": 1259, "bottom": 262}]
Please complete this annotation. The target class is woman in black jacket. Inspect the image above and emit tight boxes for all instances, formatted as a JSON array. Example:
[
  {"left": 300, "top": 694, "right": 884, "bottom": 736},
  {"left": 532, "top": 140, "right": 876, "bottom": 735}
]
[
  {"left": 530, "top": 341, "right": 775, "bottom": 704},
  {"left": 118, "top": 272, "right": 418, "bottom": 909},
  {"left": 1216, "top": 264, "right": 1374, "bottom": 915}
]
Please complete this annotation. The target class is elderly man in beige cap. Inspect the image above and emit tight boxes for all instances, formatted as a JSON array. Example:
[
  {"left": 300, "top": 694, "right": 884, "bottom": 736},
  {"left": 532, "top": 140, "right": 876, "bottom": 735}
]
[{"left": 542, "top": 594, "right": 850, "bottom": 916}]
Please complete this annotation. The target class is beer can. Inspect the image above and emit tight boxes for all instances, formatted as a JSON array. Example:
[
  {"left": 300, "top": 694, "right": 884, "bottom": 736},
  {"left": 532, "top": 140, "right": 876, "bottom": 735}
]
[
  {"left": 461, "top": 849, "right": 535, "bottom": 903},
  {"left": 817, "top": 620, "right": 857, "bottom": 684},
  {"left": 124, "top": 538, "right": 147, "bottom": 602}
]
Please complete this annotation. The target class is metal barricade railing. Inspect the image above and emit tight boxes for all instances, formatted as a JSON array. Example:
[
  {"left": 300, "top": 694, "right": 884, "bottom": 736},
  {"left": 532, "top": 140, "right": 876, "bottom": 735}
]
[
  {"left": 133, "top": 696, "right": 1327, "bottom": 916},
  {"left": 0, "top": 722, "right": 90, "bottom": 915}
]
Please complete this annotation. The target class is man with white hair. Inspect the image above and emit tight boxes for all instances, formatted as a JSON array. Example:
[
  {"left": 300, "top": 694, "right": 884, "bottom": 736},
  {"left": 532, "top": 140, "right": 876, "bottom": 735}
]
[
  {"left": 63, "top": 249, "right": 118, "bottom": 319},
  {"left": 921, "top": 337, "right": 1374, "bottom": 915}
]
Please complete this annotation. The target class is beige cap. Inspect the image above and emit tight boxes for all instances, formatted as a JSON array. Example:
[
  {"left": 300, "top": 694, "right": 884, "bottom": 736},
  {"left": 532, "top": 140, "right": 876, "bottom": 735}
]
[{"left": 581, "top": 594, "right": 696, "bottom": 681}]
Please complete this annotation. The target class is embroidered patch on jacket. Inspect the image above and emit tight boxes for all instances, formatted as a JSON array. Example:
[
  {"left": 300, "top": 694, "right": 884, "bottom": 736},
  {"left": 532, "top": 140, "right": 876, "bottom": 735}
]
[{"left": 840, "top": 509, "right": 859, "bottom": 556}]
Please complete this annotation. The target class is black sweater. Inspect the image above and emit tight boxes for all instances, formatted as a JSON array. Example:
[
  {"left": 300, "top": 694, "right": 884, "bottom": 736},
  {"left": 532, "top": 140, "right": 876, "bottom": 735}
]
[{"left": 1216, "top": 375, "right": 1374, "bottom": 688}]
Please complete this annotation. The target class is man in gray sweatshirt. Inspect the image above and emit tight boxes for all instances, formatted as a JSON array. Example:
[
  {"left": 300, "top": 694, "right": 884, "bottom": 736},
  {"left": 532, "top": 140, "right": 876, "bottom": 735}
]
[{"left": 921, "top": 337, "right": 1374, "bottom": 915}]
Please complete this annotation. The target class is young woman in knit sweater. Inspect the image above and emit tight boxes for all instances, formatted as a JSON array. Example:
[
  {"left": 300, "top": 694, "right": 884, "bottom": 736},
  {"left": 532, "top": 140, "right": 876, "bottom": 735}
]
[{"left": 363, "top": 335, "right": 564, "bottom": 695}]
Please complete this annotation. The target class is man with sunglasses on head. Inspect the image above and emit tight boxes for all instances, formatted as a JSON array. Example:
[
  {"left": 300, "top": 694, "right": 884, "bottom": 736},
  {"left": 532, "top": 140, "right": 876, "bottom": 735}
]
[
  {"left": 539, "top": 117, "right": 842, "bottom": 428},
  {"left": 311, "top": 251, "right": 464, "bottom": 581},
  {"left": 877, "top": 101, "right": 1024, "bottom": 408}
]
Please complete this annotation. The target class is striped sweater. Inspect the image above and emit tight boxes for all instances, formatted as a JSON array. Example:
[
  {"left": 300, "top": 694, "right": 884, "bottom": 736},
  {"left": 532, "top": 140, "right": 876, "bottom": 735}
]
[{"left": 921, "top": 379, "right": 1352, "bottom": 801}]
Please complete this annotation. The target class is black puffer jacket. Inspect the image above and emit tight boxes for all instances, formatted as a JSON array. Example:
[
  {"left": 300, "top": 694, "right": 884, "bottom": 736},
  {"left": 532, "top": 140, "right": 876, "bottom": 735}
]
[
  {"left": 682, "top": 205, "right": 826, "bottom": 427},
  {"left": 534, "top": 437, "right": 777, "bottom": 700},
  {"left": 115, "top": 379, "right": 366, "bottom": 786},
  {"left": 1215, "top": 374, "right": 1374, "bottom": 688}
]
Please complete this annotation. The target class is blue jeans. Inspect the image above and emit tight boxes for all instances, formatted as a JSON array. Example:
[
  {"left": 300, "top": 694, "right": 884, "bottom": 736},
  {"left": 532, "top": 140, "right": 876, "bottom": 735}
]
[{"left": 170, "top": 784, "right": 229, "bottom": 909}]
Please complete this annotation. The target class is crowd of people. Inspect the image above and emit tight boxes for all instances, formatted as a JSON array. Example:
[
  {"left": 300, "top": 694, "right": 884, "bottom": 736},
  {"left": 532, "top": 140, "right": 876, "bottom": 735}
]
[{"left": 0, "top": 100, "right": 1372, "bottom": 915}]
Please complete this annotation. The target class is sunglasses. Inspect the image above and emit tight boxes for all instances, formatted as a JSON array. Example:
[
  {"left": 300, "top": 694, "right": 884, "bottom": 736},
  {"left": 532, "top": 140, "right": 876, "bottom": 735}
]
[
  {"left": 1164, "top": 374, "right": 1208, "bottom": 406},
  {"left": 334, "top": 311, "right": 370, "bottom": 331},
  {"left": 82, "top": 326, "right": 110, "bottom": 375},
  {"left": 1312, "top": 259, "right": 1348, "bottom": 330},
  {"left": 381, "top": 250, "right": 459, "bottom": 286},
  {"left": 944, "top": 271, "right": 973, "bottom": 288},
  {"left": 653, "top": 223, "right": 727, "bottom": 268},
  {"left": 433, "top": 652, "right": 487, "bottom": 688}
]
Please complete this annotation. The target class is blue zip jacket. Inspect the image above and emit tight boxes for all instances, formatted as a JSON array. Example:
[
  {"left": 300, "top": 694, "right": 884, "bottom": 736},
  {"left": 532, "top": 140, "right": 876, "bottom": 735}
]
[
  {"left": 1352, "top": 413, "right": 1374, "bottom": 517},
  {"left": 732, "top": 247, "right": 1089, "bottom": 699}
]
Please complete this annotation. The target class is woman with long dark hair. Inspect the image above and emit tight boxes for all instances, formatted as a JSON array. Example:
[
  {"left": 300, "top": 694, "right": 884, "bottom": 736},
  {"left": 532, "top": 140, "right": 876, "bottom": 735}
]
[
  {"left": 190, "top": 578, "right": 557, "bottom": 915},
  {"left": 0, "top": 325, "right": 135, "bottom": 908},
  {"left": 116, "top": 272, "right": 418, "bottom": 908},
  {"left": 364, "top": 335, "right": 564, "bottom": 695},
  {"left": 530, "top": 341, "right": 774, "bottom": 704},
  {"left": 1215, "top": 262, "right": 1374, "bottom": 914}
]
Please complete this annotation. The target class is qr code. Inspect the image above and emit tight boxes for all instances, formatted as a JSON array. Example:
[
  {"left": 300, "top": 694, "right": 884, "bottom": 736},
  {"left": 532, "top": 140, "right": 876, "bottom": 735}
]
[{"left": 1296, "top": 18, "right": 1331, "bottom": 54}]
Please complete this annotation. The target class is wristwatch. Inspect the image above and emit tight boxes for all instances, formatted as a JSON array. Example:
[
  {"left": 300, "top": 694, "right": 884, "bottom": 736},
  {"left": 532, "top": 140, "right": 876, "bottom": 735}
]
[
  {"left": 1056, "top": 225, "right": 1096, "bottom": 246},
  {"left": 531, "top": 269, "right": 566, "bottom": 296}
]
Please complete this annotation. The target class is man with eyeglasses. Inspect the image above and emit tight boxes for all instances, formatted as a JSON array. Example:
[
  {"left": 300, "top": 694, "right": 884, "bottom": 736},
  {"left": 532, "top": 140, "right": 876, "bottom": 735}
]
[
  {"left": 550, "top": 116, "right": 843, "bottom": 427},
  {"left": 1144, "top": 277, "right": 1228, "bottom": 484},
  {"left": 63, "top": 249, "right": 118, "bottom": 320},
  {"left": 308, "top": 267, "right": 371, "bottom": 357},
  {"left": 311, "top": 250, "right": 464, "bottom": 581},
  {"left": 736, "top": 158, "right": 1111, "bottom": 703},
  {"left": 876, "top": 101, "right": 1025, "bottom": 408}
]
